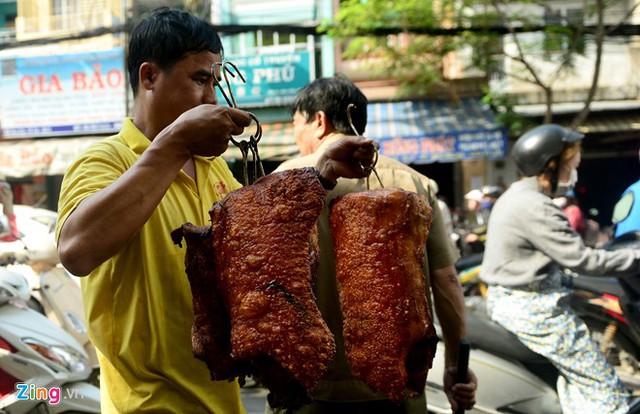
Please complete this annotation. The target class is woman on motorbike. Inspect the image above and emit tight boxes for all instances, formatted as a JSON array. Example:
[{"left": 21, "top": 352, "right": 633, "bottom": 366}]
[{"left": 480, "top": 124, "right": 640, "bottom": 414}]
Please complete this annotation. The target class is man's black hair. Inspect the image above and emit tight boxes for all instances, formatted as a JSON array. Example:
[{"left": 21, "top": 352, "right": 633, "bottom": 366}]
[
  {"left": 127, "top": 7, "right": 223, "bottom": 97},
  {"left": 291, "top": 74, "right": 368, "bottom": 135}
]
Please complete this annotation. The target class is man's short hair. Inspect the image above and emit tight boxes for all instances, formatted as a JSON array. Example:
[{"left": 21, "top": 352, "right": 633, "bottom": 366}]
[
  {"left": 291, "top": 75, "right": 368, "bottom": 136},
  {"left": 127, "top": 7, "right": 224, "bottom": 96}
]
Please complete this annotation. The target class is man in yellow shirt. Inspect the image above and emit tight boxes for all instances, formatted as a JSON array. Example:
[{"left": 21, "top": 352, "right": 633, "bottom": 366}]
[
  {"left": 56, "top": 9, "right": 376, "bottom": 413},
  {"left": 269, "top": 75, "right": 477, "bottom": 414}
]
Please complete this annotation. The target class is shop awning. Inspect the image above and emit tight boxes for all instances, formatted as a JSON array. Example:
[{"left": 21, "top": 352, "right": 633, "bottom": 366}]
[
  {"left": 0, "top": 98, "right": 507, "bottom": 177},
  {"left": 564, "top": 112, "right": 640, "bottom": 134},
  {"left": 366, "top": 99, "right": 508, "bottom": 164},
  {"left": 0, "top": 123, "right": 300, "bottom": 178},
  {"left": 0, "top": 136, "right": 103, "bottom": 178}
]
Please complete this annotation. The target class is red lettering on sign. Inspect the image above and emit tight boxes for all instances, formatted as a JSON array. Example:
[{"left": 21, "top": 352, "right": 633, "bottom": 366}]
[
  {"left": 72, "top": 72, "right": 87, "bottom": 91},
  {"left": 88, "top": 71, "right": 105, "bottom": 89},
  {"left": 106, "top": 69, "right": 123, "bottom": 88},
  {"left": 19, "top": 148, "right": 52, "bottom": 167},
  {"left": 19, "top": 74, "right": 63, "bottom": 94},
  {"left": 72, "top": 69, "right": 123, "bottom": 90}
]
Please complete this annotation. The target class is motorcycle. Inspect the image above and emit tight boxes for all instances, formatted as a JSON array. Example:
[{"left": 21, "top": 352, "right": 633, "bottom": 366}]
[
  {"left": 438, "top": 232, "right": 640, "bottom": 413},
  {"left": 423, "top": 294, "right": 561, "bottom": 414},
  {"left": 568, "top": 231, "right": 640, "bottom": 396},
  {"left": 455, "top": 252, "right": 485, "bottom": 297},
  {"left": 0, "top": 266, "right": 100, "bottom": 413},
  {"left": 0, "top": 234, "right": 98, "bottom": 369}
]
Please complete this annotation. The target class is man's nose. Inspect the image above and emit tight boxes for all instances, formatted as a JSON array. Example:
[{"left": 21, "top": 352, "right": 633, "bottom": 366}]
[{"left": 205, "top": 85, "right": 219, "bottom": 105}]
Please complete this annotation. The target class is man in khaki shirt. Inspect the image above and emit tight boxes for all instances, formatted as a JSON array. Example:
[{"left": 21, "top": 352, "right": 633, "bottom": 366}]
[{"left": 268, "top": 75, "right": 477, "bottom": 414}]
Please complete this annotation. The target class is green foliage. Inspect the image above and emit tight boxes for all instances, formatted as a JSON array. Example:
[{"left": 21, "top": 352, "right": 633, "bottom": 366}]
[
  {"left": 320, "top": 0, "right": 462, "bottom": 94},
  {"left": 321, "top": 0, "right": 605, "bottom": 106},
  {"left": 480, "top": 87, "right": 534, "bottom": 136},
  {"left": 323, "top": 0, "right": 443, "bottom": 36}
]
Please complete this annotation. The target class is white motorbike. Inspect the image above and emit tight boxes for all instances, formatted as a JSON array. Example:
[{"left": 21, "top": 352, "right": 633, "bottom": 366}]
[
  {"left": 0, "top": 267, "right": 100, "bottom": 413},
  {"left": 0, "top": 234, "right": 98, "bottom": 369},
  {"left": 425, "top": 296, "right": 640, "bottom": 414}
]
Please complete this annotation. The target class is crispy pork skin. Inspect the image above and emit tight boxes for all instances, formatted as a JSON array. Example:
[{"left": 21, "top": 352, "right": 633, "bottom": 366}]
[
  {"left": 174, "top": 167, "right": 335, "bottom": 411},
  {"left": 171, "top": 223, "right": 249, "bottom": 381},
  {"left": 329, "top": 188, "right": 438, "bottom": 402}
]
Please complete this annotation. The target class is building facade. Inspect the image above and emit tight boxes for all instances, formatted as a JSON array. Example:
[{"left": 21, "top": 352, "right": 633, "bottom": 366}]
[{"left": 0, "top": 0, "right": 637, "bottom": 225}]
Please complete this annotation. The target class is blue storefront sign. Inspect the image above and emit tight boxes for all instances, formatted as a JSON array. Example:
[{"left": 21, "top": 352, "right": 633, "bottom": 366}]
[
  {"left": 0, "top": 48, "right": 126, "bottom": 139},
  {"left": 367, "top": 100, "right": 508, "bottom": 163},
  {"left": 223, "top": 51, "right": 312, "bottom": 108}
]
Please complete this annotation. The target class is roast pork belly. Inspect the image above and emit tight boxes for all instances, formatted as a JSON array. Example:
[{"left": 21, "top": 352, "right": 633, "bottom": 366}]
[
  {"left": 172, "top": 167, "right": 335, "bottom": 411},
  {"left": 172, "top": 223, "right": 249, "bottom": 381},
  {"left": 329, "top": 188, "right": 439, "bottom": 402}
]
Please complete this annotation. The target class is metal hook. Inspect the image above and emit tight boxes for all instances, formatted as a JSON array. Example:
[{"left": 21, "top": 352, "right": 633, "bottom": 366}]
[
  {"left": 346, "top": 104, "right": 383, "bottom": 189},
  {"left": 212, "top": 61, "right": 246, "bottom": 108},
  {"left": 212, "top": 61, "right": 265, "bottom": 186}
]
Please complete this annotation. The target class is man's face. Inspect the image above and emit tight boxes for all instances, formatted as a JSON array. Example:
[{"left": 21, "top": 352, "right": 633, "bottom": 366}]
[
  {"left": 151, "top": 51, "right": 222, "bottom": 131},
  {"left": 292, "top": 111, "right": 318, "bottom": 156}
]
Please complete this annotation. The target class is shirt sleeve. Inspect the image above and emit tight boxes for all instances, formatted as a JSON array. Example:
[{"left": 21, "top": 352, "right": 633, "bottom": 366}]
[
  {"left": 531, "top": 199, "right": 640, "bottom": 276},
  {"left": 56, "top": 141, "right": 131, "bottom": 243},
  {"left": 424, "top": 187, "right": 460, "bottom": 271}
]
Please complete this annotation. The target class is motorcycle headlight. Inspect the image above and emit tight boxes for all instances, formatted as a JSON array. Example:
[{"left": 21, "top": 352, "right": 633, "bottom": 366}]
[{"left": 22, "top": 338, "right": 88, "bottom": 373}]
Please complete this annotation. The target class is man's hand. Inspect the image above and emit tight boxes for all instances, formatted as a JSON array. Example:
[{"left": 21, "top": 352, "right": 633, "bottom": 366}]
[
  {"left": 444, "top": 366, "right": 477, "bottom": 412},
  {"left": 159, "top": 105, "right": 253, "bottom": 158},
  {"left": 315, "top": 136, "right": 378, "bottom": 186}
]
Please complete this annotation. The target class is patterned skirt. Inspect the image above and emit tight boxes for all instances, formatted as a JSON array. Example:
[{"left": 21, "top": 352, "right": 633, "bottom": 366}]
[{"left": 486, "top": 274, "right": 630, "bottom": 414}]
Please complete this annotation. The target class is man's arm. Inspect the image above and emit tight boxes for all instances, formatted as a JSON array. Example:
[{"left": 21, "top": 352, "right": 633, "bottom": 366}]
[
  {"left": 431, "top": 264, "right": 465, "bottom": 367},
  {"left": 58, "top": 105, "right": 251, "bottom": 276},
  {"left": 431, "top": 264, "right": 477, "bottom": 411},
  {"left": 58, "top": 139, "right": 190, "bottom": 276}
]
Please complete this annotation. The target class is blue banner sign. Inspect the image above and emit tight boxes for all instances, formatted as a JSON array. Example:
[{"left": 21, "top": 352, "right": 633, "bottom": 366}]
[
  {"left": 377, "top": 129, "right": 507, "bottom": 163},
  {"left": 0, "top": 48, "right": 126, "bottom": 139},
  {"left": 366, "top": 100, "right": 507, "bottom": 163},
  {"left": 223, "top": 51, "right": 312, "bottom": 108}
]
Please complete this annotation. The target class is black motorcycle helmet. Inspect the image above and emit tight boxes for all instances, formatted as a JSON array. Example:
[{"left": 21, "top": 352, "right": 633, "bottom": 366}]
[{"left": 512, "top": 124, "right": 584, "bottom": 177}]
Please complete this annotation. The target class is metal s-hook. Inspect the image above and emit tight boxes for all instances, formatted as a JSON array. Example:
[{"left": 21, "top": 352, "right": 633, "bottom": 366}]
[
  {"left": 212, "top": 61, "right": 246, "bottom": 108},
  {"left": 211, "top": 61, "right": 265, "bottom": 186},
  {"left": 346, "top": 103, "right": 383, "bottom": 189}
]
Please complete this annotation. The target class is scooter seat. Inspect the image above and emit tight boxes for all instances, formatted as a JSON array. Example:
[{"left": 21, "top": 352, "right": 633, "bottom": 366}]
[
  {"left": 455, "top": 253, "right": 484, "bottom": 272},
  {"left": 572, "top": 276, "right": 624, "bottom": 298},
  {"left": 466, "top": 306, "right": 547, "bottom": 364},
  {"left": 465, "top": 300, "right": 559, "bottom": 387}
]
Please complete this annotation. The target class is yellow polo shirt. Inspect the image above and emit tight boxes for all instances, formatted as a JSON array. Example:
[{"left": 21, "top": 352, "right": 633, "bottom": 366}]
[{"left": 56, "top": 118, "right": 245, "bottom": 413}]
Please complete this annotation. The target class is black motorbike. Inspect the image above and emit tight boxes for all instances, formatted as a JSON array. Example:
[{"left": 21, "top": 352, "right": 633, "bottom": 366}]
[
  {"left": 452, "top": 232, "right": 640, "bottom": 412},
  {"left": 569, "top": 231, "right": 640, "bottom": 395}
]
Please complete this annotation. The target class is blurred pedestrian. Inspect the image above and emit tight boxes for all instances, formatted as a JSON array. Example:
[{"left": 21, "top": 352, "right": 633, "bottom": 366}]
[{"left": 553, "top": 190, "right": 586, "bottom": 237}]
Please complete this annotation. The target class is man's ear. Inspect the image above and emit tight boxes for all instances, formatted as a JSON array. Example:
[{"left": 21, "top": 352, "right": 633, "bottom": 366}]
[
  {"left": 312, "top": 111, "right": 331, "bottom": 140},
  {"left": 139, "top": 62, "right": 159, "bottom": 91}
]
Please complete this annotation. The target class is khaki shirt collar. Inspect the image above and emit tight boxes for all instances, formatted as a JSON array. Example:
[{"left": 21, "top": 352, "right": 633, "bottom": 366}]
[{"left": 315, "top": 133, "right": 346, "bottom": 154}]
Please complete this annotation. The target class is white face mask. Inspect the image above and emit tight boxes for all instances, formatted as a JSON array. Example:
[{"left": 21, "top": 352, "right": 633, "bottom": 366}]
[{"left": 555, "top": 168, "right": 578, "bottom": 196}]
